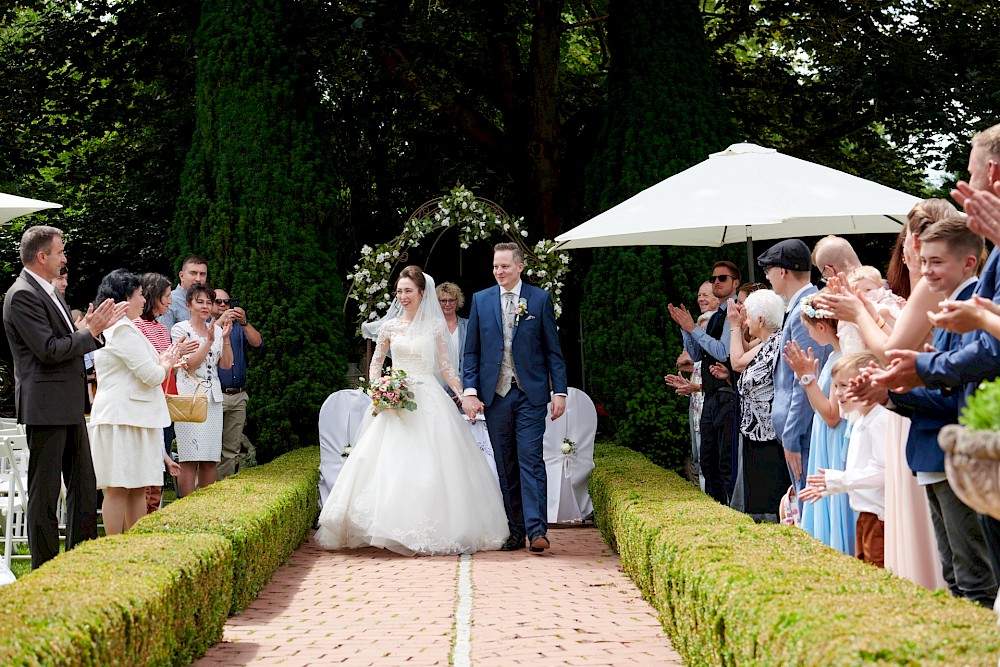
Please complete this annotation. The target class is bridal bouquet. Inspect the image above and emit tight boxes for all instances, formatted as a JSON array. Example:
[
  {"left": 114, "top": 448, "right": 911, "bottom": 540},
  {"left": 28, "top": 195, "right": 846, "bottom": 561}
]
[{"left": 366, "top": 368, "right": 417, "bottom": 416}]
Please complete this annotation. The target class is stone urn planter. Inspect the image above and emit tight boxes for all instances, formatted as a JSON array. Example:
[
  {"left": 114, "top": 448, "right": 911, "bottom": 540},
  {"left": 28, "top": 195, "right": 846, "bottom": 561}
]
[
  {"left": 940, "top": 424, "right": 1000, "bottom": 633},
  {"left": 939, "top": 424, "right": 1000, "bottom": 521}
]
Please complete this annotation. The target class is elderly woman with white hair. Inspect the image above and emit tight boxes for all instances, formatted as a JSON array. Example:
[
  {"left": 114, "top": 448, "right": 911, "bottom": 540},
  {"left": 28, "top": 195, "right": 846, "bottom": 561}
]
[{"left": 726, "top": 289, "right": 791, "bottom": 522}]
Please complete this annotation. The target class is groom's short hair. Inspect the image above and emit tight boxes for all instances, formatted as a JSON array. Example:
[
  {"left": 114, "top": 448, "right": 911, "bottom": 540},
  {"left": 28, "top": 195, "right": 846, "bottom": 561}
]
[{"left": 494, "top": 242, "right": 523, "bottom": 265}]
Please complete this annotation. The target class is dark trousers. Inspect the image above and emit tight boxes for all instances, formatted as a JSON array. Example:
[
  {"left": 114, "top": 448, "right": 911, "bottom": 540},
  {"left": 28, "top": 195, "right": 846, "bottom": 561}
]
[
  {"left": 25, "top": 423, "right": 99, "bottom": 569},
  {"left": 978, "top": 513, "right": 1000, "bottom": 604},
  {"left": 926, "top": 481, "right": 997, "bottom": 608},
  {"left": 699, "top": 390, "right": 734, "bottom": 505},
  {"left": 484, "top": 385, "right": 548, "bottom": 540}
]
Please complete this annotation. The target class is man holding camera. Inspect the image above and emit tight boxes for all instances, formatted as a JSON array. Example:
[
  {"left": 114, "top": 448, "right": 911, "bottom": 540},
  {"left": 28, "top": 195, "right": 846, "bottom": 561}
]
[{"left": 210, "top": 288, "right": 263, "bottom": 479}]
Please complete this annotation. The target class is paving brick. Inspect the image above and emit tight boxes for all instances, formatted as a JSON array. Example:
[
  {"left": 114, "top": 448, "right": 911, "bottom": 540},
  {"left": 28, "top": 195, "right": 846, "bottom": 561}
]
[{"left": 193, "top": 526, "right": 680, "bottom": 666}]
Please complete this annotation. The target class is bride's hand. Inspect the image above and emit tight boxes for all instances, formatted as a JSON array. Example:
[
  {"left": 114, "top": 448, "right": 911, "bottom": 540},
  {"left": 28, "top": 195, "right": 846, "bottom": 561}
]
[{"left": 462, "top": 395, "right": 483, "bottom": 420}]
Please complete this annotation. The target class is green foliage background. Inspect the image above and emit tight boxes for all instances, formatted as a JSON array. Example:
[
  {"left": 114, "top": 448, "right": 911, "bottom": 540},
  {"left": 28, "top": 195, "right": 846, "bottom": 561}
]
[
  {"left": 581, "top": 0, "right": 739, "bottom": 470},
  {"left": 0, "top": 1, "right": 998, "bottom": 452},
  {"left": 170, "top": 0, "right": 346, "bottom": 454}
]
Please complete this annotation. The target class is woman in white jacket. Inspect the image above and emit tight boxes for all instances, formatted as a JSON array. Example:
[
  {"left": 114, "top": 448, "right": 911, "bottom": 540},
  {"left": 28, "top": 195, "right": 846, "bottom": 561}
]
[{"left": 90, "top": 270, "right": 182, "bottom": 534}]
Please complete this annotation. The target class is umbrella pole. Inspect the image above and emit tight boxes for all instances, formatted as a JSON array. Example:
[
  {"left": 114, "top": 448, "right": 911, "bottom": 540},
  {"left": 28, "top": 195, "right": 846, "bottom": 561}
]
[{"left": 745, "top": 226, "right": 755, "bottom": 283}]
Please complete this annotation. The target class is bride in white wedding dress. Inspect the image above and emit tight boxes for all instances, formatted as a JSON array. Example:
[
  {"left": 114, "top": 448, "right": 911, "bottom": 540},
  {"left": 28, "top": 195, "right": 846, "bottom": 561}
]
[{"left": 315, "top": 266, "right": 508, "bottom": 556}]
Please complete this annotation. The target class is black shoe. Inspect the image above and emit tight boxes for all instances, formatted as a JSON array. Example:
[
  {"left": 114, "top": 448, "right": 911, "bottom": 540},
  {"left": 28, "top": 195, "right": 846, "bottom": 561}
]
[
  {"left": 529, "top": 532, "right": 550, "bottom": 553},
  {"left": 500, "top": 533, "right": 526, "bottom": 551}
]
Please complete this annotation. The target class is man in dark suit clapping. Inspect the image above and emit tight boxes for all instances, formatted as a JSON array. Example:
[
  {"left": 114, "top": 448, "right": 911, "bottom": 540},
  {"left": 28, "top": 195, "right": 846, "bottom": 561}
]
[{"left": 3, "top": 226, "right": 125, "bottom": 568}]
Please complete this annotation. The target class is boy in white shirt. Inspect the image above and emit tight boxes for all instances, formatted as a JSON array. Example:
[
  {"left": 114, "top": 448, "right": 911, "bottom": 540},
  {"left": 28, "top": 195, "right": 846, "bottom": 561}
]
[{"left": 800, "top": 352, "right": 887, "bottom": 567}]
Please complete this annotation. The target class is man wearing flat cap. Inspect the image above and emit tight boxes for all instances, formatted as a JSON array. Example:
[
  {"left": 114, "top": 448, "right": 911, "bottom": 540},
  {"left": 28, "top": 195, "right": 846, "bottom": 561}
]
[{"left": 758, "top": 239, "right": 831, "bottom": 497}]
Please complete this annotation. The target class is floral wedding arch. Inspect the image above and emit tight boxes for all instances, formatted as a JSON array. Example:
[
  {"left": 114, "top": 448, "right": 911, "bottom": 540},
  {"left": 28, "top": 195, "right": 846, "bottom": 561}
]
[{"left": 345, "top": 185, "right": 571, "bottom": 335}]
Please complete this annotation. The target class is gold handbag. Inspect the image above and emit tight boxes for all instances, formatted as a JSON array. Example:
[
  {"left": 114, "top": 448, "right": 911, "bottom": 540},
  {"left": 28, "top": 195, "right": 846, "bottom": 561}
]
[{"left": 165, "top": 371, "right": 210, "bottom": 423}]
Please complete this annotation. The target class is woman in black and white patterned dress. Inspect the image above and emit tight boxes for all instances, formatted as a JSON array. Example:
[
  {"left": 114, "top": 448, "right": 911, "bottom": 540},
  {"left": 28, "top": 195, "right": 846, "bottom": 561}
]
[
  {"left": 171, "top": 284, "right": 232, "bottom": 497},
  {"left": 727, "top": 289, "right": 790, "bottom": 522}
]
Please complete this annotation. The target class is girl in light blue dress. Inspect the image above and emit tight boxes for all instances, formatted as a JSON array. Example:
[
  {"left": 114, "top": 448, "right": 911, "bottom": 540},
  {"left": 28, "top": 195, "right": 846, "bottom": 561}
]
[{"left": 782, "top": 293, "right": 855, "bottom": 555}]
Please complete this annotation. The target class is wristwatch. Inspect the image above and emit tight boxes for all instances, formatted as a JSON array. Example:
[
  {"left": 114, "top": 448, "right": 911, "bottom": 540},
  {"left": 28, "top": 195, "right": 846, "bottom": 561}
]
[{"left": 798, "top": 374, "right": 817, "bottom": 386}]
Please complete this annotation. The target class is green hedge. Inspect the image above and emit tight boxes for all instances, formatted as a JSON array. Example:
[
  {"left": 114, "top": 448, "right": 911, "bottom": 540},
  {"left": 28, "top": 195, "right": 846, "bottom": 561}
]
[
  {"left": 591, "top": 442, "right": 1000, "bottom": 666},
  {"left": 132, "top": 446, "right": 320, "bottom": 613},
  {"left": 0, "top": 533, "right": 232, "bottom": 666}
]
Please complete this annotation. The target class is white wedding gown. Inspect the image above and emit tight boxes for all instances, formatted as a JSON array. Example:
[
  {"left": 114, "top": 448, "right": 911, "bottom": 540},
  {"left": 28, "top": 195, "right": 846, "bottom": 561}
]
[{"left": 315, "top": 318, "right": 508, "bottom": 556}]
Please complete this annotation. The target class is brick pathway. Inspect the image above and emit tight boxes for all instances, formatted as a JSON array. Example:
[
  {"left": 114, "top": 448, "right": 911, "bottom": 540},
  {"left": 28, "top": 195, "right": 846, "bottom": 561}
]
[{"left": 195, "top": 526, "right": 683, "bottom": 666}]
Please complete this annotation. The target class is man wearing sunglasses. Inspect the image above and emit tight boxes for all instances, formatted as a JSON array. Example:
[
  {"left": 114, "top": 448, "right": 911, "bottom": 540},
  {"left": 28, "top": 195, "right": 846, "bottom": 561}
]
[
  {"left": 669, "top": 261, "right": 741, "bottom": 505},
  {"left": 210, "top": 289, "right": 263, "bottom": 479}
]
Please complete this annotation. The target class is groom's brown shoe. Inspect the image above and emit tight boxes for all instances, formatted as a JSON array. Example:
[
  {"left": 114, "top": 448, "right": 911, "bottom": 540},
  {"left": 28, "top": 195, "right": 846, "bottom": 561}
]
[{"left": 529, "top": 532, "right": 550, "bottom": 553}]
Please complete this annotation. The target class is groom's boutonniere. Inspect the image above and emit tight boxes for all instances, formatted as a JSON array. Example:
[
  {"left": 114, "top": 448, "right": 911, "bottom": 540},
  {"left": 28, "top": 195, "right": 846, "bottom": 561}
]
[{"left": 514, "top": 297, "right": 529, "bottom": 325}]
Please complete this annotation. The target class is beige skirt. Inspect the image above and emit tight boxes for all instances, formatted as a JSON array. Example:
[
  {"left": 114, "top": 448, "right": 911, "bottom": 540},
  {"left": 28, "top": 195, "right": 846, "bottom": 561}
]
[{"left": 90, "top": 423, "right": 165, "bottom": 489}]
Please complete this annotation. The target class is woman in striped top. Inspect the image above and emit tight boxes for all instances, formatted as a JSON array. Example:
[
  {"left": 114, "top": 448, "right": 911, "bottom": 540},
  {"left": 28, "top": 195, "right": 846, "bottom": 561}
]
[{"left": 135, "top": 273, "right": 188, "bottom": 512}]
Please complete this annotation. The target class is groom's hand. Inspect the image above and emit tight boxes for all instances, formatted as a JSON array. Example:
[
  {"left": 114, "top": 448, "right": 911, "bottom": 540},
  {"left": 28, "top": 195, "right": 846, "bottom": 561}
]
[
  {"left": 462, "top": 395, "right": 483, "bottom": 420},
  {"left": 549, "top": 395, "right": 566, "bottom": 420}
]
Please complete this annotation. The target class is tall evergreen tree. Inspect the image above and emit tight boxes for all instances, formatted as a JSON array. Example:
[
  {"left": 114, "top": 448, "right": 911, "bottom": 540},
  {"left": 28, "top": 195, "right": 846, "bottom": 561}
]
[
  {"left": 172, "top": 0, "right": 345, "bottom": 457},
  {"left": 582, "top": 0, "right": 738, "bottom": 470}
]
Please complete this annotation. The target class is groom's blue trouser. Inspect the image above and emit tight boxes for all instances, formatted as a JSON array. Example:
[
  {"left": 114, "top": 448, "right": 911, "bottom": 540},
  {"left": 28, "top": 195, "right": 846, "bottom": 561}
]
[{"left": 484, "top": 385, "right": 548, "bottom": 539}]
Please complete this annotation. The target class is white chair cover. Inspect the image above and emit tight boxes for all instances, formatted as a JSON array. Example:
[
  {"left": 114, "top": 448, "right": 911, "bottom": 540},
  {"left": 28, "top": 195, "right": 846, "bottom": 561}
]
[
  {"left": 318, "top": 389, "right": 373, "bottom": 508},
  {"left": 542, "top": 387, "right": 597, "bottom": 524}
]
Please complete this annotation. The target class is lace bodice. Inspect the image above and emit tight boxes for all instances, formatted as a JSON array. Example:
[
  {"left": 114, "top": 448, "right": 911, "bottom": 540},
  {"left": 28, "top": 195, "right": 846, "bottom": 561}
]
[{"left": 369, "top": 318, "right": 462, "bottom": 394}]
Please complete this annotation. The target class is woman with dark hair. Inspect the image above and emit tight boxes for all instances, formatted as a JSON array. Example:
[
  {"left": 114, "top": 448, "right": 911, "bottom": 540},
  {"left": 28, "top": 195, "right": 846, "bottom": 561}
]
[
  {"left": 171, "top": 284, "right": 232, "bottom": 497},
  {"left": 134, "top": 272, "right": 192, "bottom": 513},
  {"left": 89, "top": 269, "right": 182, "bottom": 534}
]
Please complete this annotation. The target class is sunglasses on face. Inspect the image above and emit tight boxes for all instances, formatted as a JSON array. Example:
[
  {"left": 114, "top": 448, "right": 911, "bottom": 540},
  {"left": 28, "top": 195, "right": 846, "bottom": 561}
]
[
  {"left": 215, "top": 298, "right": 233, "bottom": 305},
  {"left": 708, "top": 274, "right": 732, "bottom": 284}
]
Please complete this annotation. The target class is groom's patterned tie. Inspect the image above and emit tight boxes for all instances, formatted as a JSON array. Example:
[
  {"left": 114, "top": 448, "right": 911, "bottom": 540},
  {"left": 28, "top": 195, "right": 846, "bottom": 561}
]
[{"left": 496, "top": 291, "right": 517, "bottom": 397}]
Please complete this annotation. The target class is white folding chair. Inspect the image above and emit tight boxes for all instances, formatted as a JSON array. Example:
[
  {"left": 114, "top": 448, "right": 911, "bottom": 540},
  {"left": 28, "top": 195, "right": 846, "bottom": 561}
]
[
  {"left": 542, "top": 387, "right": 598, "bottom": 524},
  {"left": 0, "top": 418, "right": 21, "bottom": 432},
  {"left": 318, "top": 389, "right": 373, "bottom": 508},
  {"left": 0, "top": 433, "right": 30, "bottom": 570}
]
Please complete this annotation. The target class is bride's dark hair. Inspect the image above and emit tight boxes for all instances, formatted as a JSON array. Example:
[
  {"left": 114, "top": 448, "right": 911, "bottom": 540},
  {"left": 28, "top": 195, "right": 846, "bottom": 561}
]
[{"left": 397, "top": 265, "right": 426, "bottom": 293}]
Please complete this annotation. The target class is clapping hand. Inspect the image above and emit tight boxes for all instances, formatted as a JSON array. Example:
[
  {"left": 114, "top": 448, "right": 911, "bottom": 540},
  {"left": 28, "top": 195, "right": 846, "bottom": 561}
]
[
  {"left": 178, "top": 337, "right": 200, "bottom": 356},
  {"left": 664, "top": 373, "right": 698, "bottom": 395},
  {"left": 708, "top": 362, "right": 730, "bottom": 382},
  {"left": 782, "top": 340, "right": 818, "bottom": 379},
  {"left": 219, "top": 317, "right": 233, "bottom": 339},
  {"left": 159, "top": 340, "right": 184, "bottom": 369},
  {"left": 78, "top": 299, "right": 129, "bottom": 338},
  {"left": 929, "top": 295, "right": 1000, "bottom": 334},
  {"left": 845, "top": 365, "right": 887, "bottom": 406},
  {"left": 676, "top": 350, "right": 694, "bottom": 373},
  {"left": 667, "top": 303, "right": 696, "bottom": 333},
  {"left": 953, "top": 180, "right": 1000, "bottom": 247},
  {"left": 726, "top": 301, "right": 746, "bottom": 328},
  {"left": 813, "top": 276, "right": 869, "bottom": 324},
  {"left": 869, "top": 350, "right": 924, "bottom": 393}
]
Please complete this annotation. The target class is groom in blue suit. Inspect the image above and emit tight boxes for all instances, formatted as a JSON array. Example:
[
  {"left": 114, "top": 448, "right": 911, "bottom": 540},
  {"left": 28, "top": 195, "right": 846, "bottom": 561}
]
[{"left": 463, "top": 242, "right": 568, "bottom": 552}]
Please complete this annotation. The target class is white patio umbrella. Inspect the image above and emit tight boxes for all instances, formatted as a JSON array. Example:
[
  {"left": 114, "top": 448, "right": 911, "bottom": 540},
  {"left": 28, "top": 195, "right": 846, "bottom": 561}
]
[
  {"left": 554, "top": 143, "right": 920, "bottom": 277},
  {"left": 0, "top": 192, "right": 61, "bottom": 225}
]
